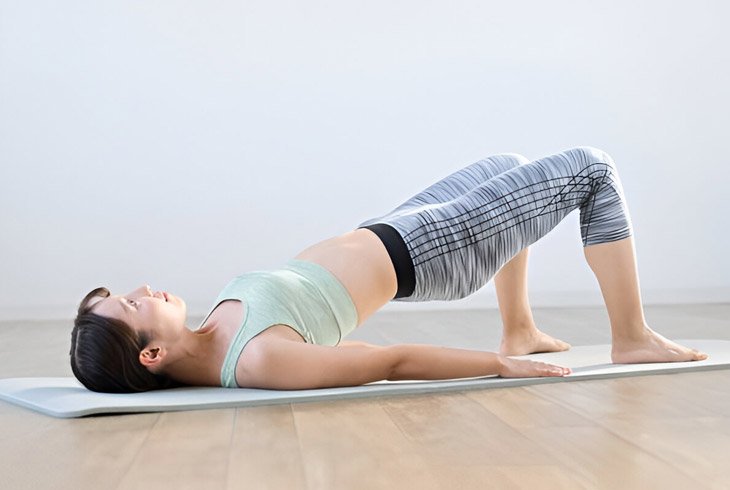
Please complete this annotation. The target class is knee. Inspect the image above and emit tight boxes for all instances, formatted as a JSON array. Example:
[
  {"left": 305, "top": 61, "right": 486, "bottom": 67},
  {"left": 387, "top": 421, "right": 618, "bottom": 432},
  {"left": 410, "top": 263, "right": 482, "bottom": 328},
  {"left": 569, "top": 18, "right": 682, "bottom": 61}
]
[
  {"left": 571, "top": 145, "right": 617, "bottom": 169},
  {"left": 568, "top": 146, "right": 632, "bottom": 205},
  {"left": 504, "top": 152, "right": 530, "bottom": 166}
]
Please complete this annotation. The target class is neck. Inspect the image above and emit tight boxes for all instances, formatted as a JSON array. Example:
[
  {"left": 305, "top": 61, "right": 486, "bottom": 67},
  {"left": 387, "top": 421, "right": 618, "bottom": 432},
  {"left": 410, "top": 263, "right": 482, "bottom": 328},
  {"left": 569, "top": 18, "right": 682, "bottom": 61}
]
[{"left": 160, "top": 325, "right": 226, "bottom": 387}]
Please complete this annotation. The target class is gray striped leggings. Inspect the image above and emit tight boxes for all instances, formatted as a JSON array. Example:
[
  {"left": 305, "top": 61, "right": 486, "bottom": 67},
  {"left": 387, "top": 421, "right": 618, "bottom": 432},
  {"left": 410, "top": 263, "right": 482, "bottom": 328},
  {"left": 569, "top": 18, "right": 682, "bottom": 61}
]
[{"left": 356, "top": 146, "right": 633, "bottom": 302}]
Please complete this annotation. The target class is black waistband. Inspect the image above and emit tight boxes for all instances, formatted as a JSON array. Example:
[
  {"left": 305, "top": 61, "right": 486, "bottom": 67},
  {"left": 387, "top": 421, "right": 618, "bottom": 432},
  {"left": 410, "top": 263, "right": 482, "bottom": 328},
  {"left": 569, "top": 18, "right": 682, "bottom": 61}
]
[{"left": 358, "top": 223, "right": 415, "bottom": 299}]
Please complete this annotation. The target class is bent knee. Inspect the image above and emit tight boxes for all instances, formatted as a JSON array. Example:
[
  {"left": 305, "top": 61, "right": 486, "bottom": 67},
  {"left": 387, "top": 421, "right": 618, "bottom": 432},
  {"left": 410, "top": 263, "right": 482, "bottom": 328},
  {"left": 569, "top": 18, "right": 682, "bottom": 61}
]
[
  {"left": 502, "top": 152, "right": 530, "bottom": 166},
  {"left": 571, "top": 145, "right": 617, "bottom": 169}
]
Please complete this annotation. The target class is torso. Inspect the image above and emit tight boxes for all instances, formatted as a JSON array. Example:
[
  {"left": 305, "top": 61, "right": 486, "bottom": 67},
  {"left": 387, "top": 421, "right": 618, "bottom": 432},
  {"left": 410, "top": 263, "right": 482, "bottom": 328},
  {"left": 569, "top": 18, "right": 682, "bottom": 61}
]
[
  {"left": 292, "top": 227, "right": 398, "bottom": 326},
  {"left": 199, "top": 228, "right": 398, "bottom": 384}
]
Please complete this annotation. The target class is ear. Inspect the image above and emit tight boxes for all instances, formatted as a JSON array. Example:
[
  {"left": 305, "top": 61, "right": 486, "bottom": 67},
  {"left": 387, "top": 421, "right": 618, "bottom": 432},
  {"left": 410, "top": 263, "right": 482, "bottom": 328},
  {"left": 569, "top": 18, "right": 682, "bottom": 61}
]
[{"left": 139, "top": 345, "right": 167, "bottom": 372}]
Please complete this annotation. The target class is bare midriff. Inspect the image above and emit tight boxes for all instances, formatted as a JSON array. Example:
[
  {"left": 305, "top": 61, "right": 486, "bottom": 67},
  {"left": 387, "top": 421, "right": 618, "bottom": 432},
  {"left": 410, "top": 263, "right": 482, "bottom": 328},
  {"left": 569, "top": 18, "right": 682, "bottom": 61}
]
[{"left": 293, "top": 228, "right": 399, "bottom": 327}]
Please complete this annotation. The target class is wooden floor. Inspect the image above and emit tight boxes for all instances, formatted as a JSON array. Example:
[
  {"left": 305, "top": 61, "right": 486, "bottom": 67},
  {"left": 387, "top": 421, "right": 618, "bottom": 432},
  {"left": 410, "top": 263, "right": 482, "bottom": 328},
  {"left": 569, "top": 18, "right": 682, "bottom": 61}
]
[{"left": 1, "top": 303, "right": 729, "bottom": 489}]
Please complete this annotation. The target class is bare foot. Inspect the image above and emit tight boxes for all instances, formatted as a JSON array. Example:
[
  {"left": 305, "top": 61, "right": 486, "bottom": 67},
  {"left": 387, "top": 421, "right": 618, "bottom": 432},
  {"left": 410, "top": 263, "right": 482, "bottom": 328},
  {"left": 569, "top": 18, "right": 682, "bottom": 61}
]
[
  {"left": 611, "top": 327, "right": 708, "bottom": 364},
  {"left": 499, "top": 327, "right": 571, "bottom": 356}
]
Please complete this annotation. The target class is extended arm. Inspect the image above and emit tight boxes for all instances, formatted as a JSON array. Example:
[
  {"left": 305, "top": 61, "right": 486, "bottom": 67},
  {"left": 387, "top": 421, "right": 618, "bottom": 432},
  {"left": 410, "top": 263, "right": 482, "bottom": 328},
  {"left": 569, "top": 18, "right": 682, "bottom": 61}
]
[
  {"left": 241, "top": 340, "right": 570, "bottom": 390},
  {"left": 389, "top": 343, "right": 570, "bottom": 380}
]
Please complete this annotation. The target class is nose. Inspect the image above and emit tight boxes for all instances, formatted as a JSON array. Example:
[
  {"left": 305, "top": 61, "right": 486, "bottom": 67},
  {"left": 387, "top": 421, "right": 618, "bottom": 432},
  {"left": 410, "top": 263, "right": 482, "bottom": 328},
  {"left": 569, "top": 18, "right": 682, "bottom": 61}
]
[
  {"left": 129, "top": 285, "right": 152, "bottom": 297},
  {"left": 141, "top": 284, "right": 166, "bottom": 301}
]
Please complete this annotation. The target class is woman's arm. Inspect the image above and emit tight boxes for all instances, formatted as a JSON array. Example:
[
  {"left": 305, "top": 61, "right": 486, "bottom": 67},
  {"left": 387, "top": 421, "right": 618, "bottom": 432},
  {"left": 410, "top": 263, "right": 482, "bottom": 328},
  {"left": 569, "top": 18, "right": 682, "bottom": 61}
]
[
  {"left": 240, "top": 340, "right": 570, "bottom": 390},
  {"left": 241, "top": 340, "right": 398, "bottom": 390},
  {"left": 337, "top": 340, "right": 376, "bottom": 348},
  {"left": 390, "top": 343, "right": 503, "bottom": 381},
  {"left": 390, "top": 343, "right": 571, "bottom": 380}
]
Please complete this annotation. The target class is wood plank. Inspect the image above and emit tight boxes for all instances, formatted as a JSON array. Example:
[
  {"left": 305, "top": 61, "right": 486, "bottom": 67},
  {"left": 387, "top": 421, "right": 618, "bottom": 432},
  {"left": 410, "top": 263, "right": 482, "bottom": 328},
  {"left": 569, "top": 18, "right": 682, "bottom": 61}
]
[
  {"left": 116, "top": 409, "right": 233, "bottom": 490},
  {"left": 292, "top": 397, "right": 439, "bottom": 490},
  {"left": 520, "top": 425, "right": 704, "bottom": 489},
  {"left": 474, "top": 380, "right": 711, "bottom": 488},
  {"left": 595, "top": 415, "right": 730, "bottom": 488},
  {"left": 531, "top": 374, "right": 723, "bottom": 421},
  {"left": 227, "top": 404, "right": 307, "bottom": 489},
  {"left": 465, "top": 385, "right": 704, "bottom": 488},
  {"left": 0, "top": 412, "right": 159, "bottom": 490},
  {"left": 465, "top": 386, "right": 595, "bottom": 430},
  {"left": 378, "top": 392, "right": 582, "bottom": 489},
  {"left": 531, "top": 371, "right": 730, "bottom": 487}
]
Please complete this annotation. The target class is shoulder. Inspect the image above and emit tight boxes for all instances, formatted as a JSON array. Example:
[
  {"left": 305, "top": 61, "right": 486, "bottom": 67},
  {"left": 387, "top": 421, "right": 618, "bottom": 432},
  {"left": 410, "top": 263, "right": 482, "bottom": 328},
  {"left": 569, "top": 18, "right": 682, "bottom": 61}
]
[{"left": 233, "top": 324, "right": 305, "bottom": 383}]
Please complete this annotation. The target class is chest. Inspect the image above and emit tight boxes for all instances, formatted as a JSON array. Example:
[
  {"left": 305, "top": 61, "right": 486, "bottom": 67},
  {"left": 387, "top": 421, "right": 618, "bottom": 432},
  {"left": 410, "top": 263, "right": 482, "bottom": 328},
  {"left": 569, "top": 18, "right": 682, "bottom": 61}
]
[{"left": 206, "top": 300, "right": 306, "bottom": 381}]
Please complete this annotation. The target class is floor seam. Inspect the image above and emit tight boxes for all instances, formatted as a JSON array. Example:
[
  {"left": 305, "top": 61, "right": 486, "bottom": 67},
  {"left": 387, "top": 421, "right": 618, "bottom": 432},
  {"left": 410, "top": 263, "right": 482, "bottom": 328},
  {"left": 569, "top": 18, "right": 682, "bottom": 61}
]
[{"left": 114, "top": 412, "right": 162, "bottom": 490}]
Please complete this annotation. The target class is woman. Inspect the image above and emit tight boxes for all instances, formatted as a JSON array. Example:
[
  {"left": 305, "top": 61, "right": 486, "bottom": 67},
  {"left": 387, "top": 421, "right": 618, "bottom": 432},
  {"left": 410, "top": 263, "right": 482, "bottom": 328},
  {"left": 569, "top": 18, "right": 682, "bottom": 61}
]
[{"left": 70, "top": 146, "right": 708, "bottom": 393}]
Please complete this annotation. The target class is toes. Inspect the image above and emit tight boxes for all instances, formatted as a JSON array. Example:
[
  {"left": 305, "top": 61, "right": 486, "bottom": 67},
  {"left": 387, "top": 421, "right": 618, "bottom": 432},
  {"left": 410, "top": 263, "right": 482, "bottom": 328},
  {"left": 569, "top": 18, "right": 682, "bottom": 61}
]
[
  {"left": 536, "top": 333, "right": 571, "bottom": 353},
  {"left": 548, "top": 338, "right": 571, "bottom": 353}
]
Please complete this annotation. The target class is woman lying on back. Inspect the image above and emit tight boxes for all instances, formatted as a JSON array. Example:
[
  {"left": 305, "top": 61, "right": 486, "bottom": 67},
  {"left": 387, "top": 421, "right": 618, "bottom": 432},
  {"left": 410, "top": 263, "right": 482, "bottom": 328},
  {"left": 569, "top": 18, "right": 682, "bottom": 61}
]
[{"left": 70, "top": 146, "right": 706, "bottom": 393}]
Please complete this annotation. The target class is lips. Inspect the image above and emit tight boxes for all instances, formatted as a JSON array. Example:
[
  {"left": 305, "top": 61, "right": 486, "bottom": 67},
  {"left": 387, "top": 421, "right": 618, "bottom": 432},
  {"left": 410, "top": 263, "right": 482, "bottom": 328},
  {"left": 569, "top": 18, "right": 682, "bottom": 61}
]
[{"left": 163, "top": 292, "right": 169, "bottom": 302}]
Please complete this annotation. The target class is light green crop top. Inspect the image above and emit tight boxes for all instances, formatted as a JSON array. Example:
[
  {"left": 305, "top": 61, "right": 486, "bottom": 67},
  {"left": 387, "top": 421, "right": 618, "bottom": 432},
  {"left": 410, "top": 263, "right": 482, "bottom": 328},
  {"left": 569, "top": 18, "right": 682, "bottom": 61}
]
[{"left": 195, "top": 259, "right": 359, "bottom": 388}]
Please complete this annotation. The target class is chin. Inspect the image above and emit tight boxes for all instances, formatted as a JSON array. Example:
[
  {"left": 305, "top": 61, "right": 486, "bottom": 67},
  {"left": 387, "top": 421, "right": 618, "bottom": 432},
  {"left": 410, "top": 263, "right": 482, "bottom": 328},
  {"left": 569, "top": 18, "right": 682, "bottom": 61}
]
[
  {"left": 169, "top": 293, "right": 186, "bottom": 310},
  {"left": 177, "top": 299, "right": 187, "bottom": 319}
]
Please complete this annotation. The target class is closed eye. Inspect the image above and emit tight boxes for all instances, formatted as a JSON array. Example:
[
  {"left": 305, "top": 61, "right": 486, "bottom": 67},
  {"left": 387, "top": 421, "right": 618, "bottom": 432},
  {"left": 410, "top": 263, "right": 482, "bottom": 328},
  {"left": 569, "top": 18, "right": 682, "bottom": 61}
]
[{"left": 117, "top": 297, "right": 136, "bottom": 318}]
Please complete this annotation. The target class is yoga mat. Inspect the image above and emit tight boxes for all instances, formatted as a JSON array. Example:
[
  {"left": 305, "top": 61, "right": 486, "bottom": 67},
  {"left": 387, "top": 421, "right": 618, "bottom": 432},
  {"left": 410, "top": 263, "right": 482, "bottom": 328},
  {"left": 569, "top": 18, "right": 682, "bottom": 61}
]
[{"left": 1, "top": 339, "right": 728, "bottom": 418}]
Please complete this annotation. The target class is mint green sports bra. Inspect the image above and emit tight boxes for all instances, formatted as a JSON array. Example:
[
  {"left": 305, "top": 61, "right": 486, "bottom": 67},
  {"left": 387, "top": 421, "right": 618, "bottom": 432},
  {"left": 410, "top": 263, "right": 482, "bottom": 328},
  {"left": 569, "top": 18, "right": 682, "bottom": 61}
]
[{"left": 195, "top": 259, "right": 359, "bottom": 388}]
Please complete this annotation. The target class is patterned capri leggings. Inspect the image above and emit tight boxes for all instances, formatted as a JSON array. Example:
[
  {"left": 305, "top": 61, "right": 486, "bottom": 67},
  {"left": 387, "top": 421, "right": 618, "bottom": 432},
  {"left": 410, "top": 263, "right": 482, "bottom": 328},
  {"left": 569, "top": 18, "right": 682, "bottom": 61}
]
[{"left": 356, "top": 146, "right": 633, "bottom": 302}]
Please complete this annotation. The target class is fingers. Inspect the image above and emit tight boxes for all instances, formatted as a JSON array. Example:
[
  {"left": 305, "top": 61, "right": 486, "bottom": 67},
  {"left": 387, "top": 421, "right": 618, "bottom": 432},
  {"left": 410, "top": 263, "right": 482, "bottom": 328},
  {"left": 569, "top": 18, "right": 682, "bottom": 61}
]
[
  {"left": 693, "top": 349, "right": 709, "bottom": 361},
  {"left": 535, "top": 361, "right": 571, "bottom": 377},
  {"left": 501, "top": 358, "right": 572, "bottom": 378}
]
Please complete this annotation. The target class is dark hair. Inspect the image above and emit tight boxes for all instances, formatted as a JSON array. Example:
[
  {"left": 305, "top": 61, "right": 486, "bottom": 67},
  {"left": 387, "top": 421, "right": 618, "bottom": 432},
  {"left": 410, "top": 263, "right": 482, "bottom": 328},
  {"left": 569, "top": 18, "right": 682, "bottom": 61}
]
[{"left": 69, "top": 287, "right": 188, "bottom": 393}]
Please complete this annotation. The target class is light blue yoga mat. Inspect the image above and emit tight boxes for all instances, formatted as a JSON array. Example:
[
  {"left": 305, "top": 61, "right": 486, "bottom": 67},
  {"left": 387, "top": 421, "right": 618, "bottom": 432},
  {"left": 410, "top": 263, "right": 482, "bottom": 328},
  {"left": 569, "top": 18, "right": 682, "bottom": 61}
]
[{"left": 1, "top": 339, "right": 728, "bottom": 418}]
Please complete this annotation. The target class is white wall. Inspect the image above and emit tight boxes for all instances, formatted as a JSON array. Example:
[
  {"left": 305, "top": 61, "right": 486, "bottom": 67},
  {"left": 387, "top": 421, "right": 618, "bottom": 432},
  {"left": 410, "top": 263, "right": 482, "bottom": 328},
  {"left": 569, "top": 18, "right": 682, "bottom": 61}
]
[{"left": 1, "top": 0, "right": 728, "bottom": 321}]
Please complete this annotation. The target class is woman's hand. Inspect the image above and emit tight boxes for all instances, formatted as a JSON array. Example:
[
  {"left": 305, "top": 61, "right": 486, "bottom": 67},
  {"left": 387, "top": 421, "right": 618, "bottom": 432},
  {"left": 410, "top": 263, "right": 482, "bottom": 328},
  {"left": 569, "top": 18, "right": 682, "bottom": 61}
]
[{"left": 498, "top": 356, "right": 572, "bottom": 378}]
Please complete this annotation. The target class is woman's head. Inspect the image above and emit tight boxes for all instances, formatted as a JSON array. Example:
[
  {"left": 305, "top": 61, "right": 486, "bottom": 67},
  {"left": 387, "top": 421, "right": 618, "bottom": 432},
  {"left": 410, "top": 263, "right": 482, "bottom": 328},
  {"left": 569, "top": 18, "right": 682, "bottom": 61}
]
[{"left": 69, "top": 285, "right": 189, "bottom": 393}]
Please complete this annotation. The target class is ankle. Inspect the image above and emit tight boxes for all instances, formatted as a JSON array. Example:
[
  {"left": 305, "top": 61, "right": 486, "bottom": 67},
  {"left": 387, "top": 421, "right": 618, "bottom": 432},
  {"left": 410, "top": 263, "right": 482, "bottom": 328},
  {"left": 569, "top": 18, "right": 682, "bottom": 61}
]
[
  {"left": 501, "top": 322, "right": 538, "bottom": 339},
  {"left": 612, "top": 323, "right": 652, "bottom": 344}
]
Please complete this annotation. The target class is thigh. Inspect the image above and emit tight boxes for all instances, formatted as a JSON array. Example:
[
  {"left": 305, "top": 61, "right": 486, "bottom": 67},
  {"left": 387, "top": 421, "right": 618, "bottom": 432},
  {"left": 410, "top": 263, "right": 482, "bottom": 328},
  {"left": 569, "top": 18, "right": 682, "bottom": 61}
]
[
  {"left": 394, "top": 147, "right": 604, "bottom": 301},
  {"left": 360, "top": 153, "right": 529, "bottom": 226}
]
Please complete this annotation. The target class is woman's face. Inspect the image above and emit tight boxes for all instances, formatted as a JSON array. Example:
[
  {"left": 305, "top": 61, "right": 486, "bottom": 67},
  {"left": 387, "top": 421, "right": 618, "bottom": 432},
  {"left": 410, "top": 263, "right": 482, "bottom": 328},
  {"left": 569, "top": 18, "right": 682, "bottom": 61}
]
[{"left": 90, "top": 285, "right": 187, "bottom": 340}]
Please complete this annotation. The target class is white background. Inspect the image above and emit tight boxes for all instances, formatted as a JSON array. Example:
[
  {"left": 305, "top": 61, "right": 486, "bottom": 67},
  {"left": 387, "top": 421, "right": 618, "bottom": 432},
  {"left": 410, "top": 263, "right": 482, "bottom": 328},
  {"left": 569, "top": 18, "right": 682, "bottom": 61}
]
[{"left": 1, "top": 1, "right": 728, "bottom": 321}]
